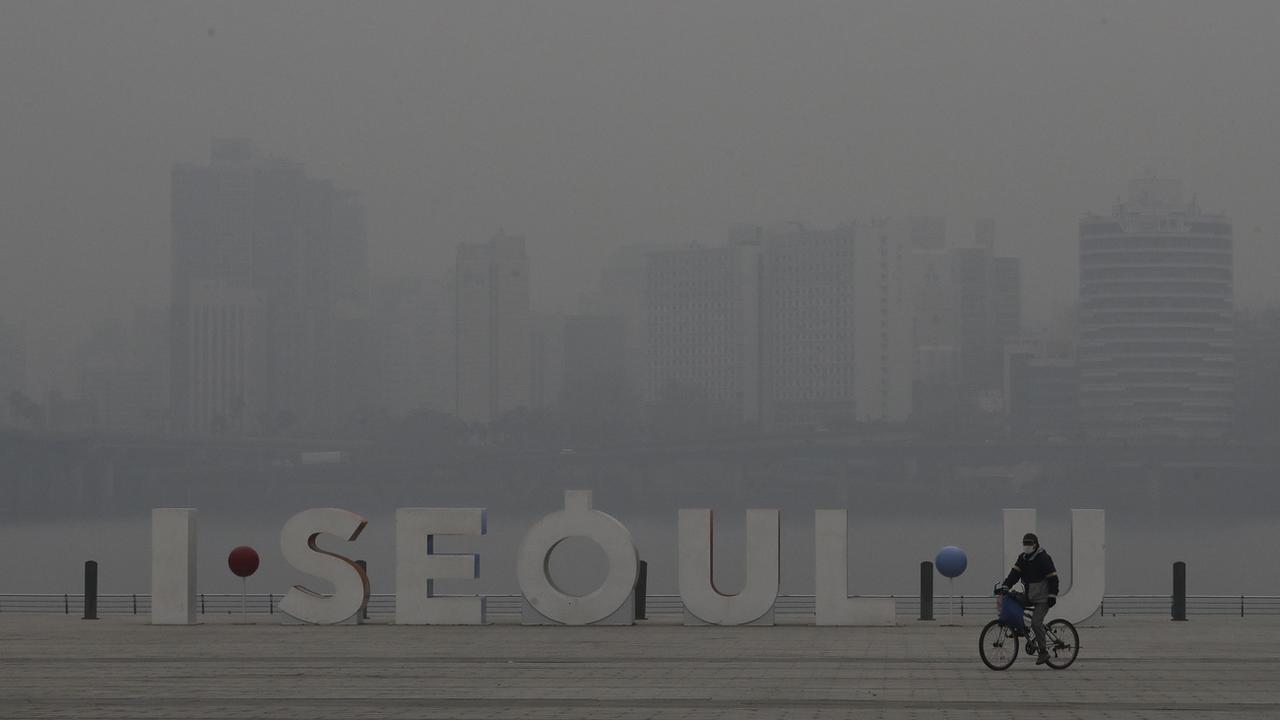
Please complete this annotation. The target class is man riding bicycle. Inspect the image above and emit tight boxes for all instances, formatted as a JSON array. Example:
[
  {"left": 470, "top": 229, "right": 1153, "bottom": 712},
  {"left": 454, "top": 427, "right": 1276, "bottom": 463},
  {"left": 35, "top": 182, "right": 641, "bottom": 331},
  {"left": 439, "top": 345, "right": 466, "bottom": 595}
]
[{"left": 996, "top": 532, "right": 1059, "bottom": 665}]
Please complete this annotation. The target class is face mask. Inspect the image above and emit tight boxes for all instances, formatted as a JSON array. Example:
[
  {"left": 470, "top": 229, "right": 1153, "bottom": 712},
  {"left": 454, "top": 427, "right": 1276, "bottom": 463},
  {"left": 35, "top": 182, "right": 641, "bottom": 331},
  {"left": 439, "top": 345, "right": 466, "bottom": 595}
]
[{"left": 1022, "top": 544, "right": 1036, "bottom": 555}]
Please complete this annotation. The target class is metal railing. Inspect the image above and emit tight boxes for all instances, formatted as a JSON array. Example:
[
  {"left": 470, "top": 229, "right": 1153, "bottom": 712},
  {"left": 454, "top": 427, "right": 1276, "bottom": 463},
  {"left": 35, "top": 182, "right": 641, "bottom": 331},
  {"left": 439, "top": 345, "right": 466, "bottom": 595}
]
[{"left": 3, "top": 593, "right": 1280, "bottom": 617}]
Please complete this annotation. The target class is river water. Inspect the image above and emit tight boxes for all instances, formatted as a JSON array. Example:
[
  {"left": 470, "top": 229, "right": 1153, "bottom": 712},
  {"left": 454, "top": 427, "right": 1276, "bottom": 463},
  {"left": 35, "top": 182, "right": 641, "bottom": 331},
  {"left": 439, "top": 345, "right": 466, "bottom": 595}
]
[{"left": 3, "top": 506, "right": 1275, "bottom": 599}]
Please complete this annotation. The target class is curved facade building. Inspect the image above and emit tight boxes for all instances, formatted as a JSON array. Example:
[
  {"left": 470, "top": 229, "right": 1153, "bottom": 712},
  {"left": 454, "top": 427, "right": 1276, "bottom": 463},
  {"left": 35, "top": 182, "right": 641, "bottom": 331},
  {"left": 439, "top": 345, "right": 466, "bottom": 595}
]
[{"left": 1078, "top": 179, "right": 1234, "bottom": 440}]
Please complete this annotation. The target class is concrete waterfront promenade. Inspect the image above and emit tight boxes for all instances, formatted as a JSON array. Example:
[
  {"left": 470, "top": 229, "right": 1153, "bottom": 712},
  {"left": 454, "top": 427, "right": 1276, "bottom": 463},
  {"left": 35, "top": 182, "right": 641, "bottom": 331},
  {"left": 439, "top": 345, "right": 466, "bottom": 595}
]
[{"left": 2, "top": 616, "right": 1278, "bottom": 719}]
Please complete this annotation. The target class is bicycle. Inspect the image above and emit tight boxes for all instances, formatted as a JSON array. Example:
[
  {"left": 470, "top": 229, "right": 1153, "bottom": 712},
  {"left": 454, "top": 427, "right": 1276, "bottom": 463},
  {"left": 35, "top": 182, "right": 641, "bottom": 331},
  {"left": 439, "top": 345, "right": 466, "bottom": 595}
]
[{"left": 979, "top": 590, "right": 1079, "bottom": 671}]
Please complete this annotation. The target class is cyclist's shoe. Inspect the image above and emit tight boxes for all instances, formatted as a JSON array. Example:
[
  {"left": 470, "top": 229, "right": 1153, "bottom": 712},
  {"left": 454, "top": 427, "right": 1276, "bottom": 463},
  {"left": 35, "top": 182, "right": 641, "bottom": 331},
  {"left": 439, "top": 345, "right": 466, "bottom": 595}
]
[{"left": 1035, "top": 652, "right": 1050, "bottom": 665}]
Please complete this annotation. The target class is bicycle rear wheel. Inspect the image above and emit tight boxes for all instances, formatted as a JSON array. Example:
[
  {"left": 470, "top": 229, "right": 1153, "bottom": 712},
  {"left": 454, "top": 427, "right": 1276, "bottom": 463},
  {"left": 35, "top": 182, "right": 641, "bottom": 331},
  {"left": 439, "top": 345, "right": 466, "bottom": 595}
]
[
  {"left": 1043, "top": 619, "right": 1079, "bottom": 669},
  {"left": 979, "top": 620, "right": 1019, "bottom": 671}
]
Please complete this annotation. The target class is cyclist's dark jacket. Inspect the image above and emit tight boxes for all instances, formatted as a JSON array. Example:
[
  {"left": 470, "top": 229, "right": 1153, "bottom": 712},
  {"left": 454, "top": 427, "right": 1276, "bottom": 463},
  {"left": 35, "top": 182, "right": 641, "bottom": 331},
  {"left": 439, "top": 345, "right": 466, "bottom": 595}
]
[{"left": 1002, "top": 548, "right": 1059, "bottom": 603}]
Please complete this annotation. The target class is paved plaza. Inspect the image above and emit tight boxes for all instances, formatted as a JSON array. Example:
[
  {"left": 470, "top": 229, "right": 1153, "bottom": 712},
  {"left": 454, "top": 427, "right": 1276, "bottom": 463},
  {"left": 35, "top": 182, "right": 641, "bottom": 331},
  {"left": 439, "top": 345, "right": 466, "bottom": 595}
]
[{"left": 1, "top": 615, "right": 1278, "bottom": 719}]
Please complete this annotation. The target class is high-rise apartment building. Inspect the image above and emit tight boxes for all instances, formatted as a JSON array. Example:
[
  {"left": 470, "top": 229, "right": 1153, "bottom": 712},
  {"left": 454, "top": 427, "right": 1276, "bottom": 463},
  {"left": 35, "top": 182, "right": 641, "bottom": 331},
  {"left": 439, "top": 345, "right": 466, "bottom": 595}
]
[
  {"left": 908, "top": 247, "right": 960, "bottom": 403},
  {"left": 1078, "top": 178, "right": 1234, "bottom": 440},
  {"left": 644, "top": 223, "right": 913, "bottom": 431},
  {"left": 951, "top": 249, "right": 997, "bottom": 393},
  {"left": 585, "top": 243, "right": 672, "bottom": 402},
  {"left": 903, "top": 218, "right": 1022, "bottom": 431},
  {"left": 171, "top": 139, "right": 368, "bottom": 435},
  {"left": 951, "top": 223, "right": 1022, "bottom": 399},
  {"left": 454, "top": 232, "right": 532, "bottom": 424},
  {"left": 645, "top": 240, "right": 763, "bottom": 423},
  {"left": 372, "top": 275, "right": 454, "bottom": 416},
  {"left": 761, "top": 222, "right": 912, "bottom": 428},
  {"left": 182, "top": 281, "right": 267, "bottom": 434}
]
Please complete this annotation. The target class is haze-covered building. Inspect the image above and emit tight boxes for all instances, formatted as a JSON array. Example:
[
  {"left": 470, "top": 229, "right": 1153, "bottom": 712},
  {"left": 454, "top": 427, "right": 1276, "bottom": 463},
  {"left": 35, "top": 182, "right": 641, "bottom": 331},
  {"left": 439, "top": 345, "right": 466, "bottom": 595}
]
[
  {"left": 454, "top": 232, "right": 531, "bottom": 424},
  {"left": 1078, "top": 178, "right": 1235, "bottom": 440},
  {"left": 585, "top": 243, "right": 672, "bottom": 406},
  {"left": 645, "top": 222, "right": 914, "bottom": 431},
  {"left": 760, "top": 222, "right": 913, "bottom": 428},
  {"left": 371, "top": 275, "right": 454, "bottom": 416},
  {"left": 645, "top": 239, "right": 762, "bottom": 424},
  {"left": 170, "top": 139, "right": 369, "bottom": 436},
  {"left": 953, "top": 246, "right": 1022, "bottom": 397}
]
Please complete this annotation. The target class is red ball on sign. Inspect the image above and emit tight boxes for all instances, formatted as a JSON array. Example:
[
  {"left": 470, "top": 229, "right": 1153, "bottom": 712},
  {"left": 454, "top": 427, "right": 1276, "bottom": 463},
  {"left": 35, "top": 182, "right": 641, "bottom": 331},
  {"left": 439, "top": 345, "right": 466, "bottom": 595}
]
[{"left": 227, "top": 546, "right": 260, "bottom": 578}]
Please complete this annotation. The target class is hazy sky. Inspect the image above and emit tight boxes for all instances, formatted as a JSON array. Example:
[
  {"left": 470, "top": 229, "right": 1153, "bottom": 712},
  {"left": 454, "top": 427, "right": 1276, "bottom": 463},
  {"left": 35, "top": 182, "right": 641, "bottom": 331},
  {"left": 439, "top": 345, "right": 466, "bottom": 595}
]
[{"left": 3, "top": 1, "right": 1280, "bottom": 389}]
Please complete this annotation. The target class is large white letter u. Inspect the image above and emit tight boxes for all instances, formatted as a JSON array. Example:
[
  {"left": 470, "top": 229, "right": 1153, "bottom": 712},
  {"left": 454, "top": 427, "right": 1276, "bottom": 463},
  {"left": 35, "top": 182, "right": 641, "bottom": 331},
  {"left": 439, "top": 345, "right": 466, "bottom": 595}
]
[
  {"left": 1002, "top": 508, "right": 1105, "bottom": 624},
  {"left": 678, "top": 508, "right": 779, "bottom": 625}
]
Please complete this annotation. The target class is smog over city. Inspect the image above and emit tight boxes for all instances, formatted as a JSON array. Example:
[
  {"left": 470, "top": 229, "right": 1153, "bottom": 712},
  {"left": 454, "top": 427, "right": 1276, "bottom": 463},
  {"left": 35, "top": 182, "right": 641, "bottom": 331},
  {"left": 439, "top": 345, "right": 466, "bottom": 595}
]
[{"left": 1, "top": 3, "right": 1280, "bottom": 716}]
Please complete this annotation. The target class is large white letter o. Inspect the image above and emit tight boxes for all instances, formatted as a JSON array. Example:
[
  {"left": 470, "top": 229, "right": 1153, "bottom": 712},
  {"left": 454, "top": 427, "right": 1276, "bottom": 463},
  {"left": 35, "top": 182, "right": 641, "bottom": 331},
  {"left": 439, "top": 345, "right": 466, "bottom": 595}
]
[{"left": 517, "top": 490, "right": 638, "bottom": 625}]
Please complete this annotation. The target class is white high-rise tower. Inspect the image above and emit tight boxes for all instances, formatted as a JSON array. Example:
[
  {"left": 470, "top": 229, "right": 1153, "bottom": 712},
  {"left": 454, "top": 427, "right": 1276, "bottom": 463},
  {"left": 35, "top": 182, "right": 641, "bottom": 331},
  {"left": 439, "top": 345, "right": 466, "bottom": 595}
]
[{"left": 1078, "top": 178, "right": 1234, "bottom": 440}]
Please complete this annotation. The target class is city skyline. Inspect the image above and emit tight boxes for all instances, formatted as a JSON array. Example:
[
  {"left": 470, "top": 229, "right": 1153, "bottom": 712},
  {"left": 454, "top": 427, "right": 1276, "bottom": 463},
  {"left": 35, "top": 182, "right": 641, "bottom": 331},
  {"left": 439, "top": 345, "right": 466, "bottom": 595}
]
[
  {"left": 0, "top": 154, "right": 1265, "bottom": 408},
  {"left": 0, "top": 129, "right": 1266, "bottom": 410},
  {"left": 6, "top": 140, "right": 1273, "bottom": 446},
  {"left": 6, "top": 2, "right": 1280, "bottom": 398}
]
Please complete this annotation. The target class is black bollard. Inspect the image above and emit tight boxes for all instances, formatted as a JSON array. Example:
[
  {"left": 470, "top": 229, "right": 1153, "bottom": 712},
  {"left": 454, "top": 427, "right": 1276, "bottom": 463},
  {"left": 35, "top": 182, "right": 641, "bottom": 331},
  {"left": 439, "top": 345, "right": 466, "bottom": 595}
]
[
  {"left": 634, "top": 560, "right": 648, "bottom": 620},
  {"left": 1172, "top": 561, "right": 1187, "bottom": 621},
  {"left": 83, "top": 561, "right": 98, "bottom": 620},
  {"left": 919, "top": 561, "right": 934, "bottom": 621},
  {"left": 356, "top": 560, "right": 369, "bottom": 620}
]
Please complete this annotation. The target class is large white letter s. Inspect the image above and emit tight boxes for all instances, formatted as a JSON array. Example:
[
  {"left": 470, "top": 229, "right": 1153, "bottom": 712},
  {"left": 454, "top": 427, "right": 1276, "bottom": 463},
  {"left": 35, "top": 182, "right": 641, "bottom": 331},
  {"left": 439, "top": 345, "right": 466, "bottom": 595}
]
[{"left": 279, "top": 508, "right": 370, "bottom": 625}]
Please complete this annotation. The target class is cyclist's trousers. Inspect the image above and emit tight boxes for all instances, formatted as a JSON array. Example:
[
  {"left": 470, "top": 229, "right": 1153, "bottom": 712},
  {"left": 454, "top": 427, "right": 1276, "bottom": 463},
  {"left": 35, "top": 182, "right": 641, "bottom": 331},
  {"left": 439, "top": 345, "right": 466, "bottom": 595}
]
[{"left": 1011, "top": 592, "right": 1049, "bottom": 653}]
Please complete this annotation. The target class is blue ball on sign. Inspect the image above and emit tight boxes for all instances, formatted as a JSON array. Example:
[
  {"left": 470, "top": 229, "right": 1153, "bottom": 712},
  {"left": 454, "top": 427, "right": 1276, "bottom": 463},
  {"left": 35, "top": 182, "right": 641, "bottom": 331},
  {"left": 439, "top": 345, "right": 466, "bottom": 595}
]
[{"left": 935, "top": 546, "right": 968, "bottom": 578}]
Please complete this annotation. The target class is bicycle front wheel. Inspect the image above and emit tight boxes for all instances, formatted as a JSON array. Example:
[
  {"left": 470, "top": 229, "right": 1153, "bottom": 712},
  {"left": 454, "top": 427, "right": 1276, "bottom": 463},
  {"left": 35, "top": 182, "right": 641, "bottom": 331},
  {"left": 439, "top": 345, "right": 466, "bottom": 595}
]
[
  {"left": 1043, "top": 619, "right": 1079, "bottom": 669},
  {"left": 979, "top": 620, "right": 1019, "bottom": 671}
]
